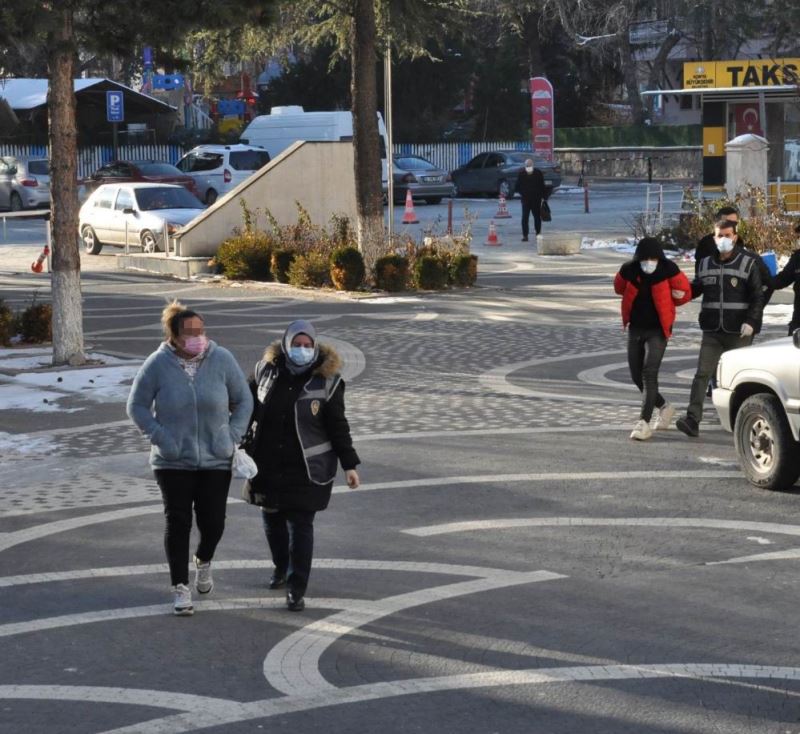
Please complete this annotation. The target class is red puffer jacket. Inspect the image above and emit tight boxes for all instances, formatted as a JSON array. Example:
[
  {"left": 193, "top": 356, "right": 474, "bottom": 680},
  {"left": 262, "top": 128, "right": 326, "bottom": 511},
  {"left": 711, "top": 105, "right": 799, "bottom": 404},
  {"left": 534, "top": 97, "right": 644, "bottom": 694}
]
[{"left": 614, "top": 259, "right": 692, "bottom": 338}]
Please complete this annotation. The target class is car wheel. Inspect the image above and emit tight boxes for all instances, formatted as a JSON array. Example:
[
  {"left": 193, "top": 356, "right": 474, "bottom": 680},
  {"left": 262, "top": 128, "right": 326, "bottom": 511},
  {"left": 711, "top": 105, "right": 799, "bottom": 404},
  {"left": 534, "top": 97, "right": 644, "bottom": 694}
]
[
  {"left": 141, "top": 230, "right": 161, "bottom": 254},
  {"left": 10, "top": 192, "right": 23, "bottom": 211},
  {"left": 734, "top": 394, "right": 800, "bottom": 490},
  {"left": 81, "top": 225, "right": 103, "bottom": 255},
  {"left": 205, "top": 189, "right": 218, "bottom": 205},
  {"left": 452, "top": 182, "right": 462, "bottom": 198},
  {"left": 425, "top": 197, "right": 442, "bottom": 205}
]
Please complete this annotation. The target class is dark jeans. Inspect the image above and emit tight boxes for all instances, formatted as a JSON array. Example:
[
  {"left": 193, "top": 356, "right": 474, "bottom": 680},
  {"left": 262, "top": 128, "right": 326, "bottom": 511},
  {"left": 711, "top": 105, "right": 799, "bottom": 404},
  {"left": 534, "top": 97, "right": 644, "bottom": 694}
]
[
  {"left": 687, "top": 330, "right": 753, "bottom": 423},
  {"left": 261, "top": 509, "right": 316, "bottom": 596},
  {"left": 154, "top": 469, "right": 232, "bottom": 586},
  {"left": 627, "top": 327, "right": 668, "bottom": 422},
  {"left": 521, "top": 199, "right": 542, "bottom": 237}
]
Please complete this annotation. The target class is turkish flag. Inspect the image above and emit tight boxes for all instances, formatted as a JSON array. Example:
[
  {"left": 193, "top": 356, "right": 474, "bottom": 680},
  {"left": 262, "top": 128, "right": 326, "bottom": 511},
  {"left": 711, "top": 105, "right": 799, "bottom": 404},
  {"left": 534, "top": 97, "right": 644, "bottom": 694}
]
[{"left": 734, "top": 104, "right": 763, "bottom": 136}]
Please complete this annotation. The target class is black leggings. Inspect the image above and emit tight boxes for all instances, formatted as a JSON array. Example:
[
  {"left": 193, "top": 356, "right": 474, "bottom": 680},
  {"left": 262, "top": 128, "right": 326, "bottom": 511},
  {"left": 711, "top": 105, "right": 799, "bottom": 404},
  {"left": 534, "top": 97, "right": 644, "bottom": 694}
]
[
  {"left": 154, "top": 469, "right": 232, "bottom": 586},
  {"left": 627, "top": 327, "right": 668, "bottom": 422},
  {"left": 261, "top": 509, "right": 316, "bottom": 596}
]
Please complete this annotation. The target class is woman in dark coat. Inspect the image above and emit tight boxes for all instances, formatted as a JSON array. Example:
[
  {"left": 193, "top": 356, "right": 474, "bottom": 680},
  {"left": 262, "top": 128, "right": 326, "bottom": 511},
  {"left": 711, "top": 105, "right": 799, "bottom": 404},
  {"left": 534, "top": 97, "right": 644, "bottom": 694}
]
[
  {"left": 244, "top": 320, "right": 360, "bottom": 611},
  {"left": 614, "top": 238, "right": 692, "bottom": 441},
  {"left": 771, "top": 223, "right": 800, "bottom": 335}
]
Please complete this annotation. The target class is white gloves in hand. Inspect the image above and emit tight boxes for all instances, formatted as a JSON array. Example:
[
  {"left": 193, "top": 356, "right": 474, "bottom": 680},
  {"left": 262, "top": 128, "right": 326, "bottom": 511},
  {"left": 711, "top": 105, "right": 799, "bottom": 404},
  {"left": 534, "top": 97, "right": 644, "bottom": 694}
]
[
  {"left": 740, "top": 323, "right": 754, "bottom": 338},
  {"left": 671, "top": 289, "right": 685, "bottom": 299}
]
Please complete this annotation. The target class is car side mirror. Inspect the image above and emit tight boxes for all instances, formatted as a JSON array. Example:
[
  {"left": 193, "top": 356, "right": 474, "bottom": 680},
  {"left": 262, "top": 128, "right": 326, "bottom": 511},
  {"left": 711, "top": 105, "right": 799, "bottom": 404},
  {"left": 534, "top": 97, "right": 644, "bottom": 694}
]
[
  {"left": 123, "top": 207, "right": 135, "bottom": 215},
  {"left": 794, "top": 330, "right": 800, "bottom": 349}
]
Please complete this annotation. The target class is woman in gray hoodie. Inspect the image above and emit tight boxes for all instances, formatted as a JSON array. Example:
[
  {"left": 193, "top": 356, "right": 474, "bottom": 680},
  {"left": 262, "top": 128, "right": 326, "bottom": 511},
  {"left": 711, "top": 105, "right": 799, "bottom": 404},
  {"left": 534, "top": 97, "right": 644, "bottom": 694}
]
[{"left": 127, "top": 301, "right": 253, "bottom": 615}]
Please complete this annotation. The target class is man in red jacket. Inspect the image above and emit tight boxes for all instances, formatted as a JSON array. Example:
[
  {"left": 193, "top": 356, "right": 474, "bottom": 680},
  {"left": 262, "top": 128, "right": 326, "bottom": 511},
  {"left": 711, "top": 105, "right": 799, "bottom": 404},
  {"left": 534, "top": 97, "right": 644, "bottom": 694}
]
[{"left": 614, "top": 237, "right": 692, "bottom": 440}]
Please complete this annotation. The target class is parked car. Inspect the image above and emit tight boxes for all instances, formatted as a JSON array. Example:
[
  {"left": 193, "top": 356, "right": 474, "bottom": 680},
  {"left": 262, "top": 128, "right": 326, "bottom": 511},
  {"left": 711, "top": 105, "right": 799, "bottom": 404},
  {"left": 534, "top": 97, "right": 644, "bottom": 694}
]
[
  {"left": 79, "top": 183, "right": 205, "bottom": 255},
  {"left": 389, "top": 155, "right": 454, "bottom": 204},
  {"left": 84, "top": 160, "right": 200, "bottom": 198},
  {"left": 175, "top": 144, "right": 271, "bottom": 205},
  {"left": 0, "top": 156, "right": 51, "bottom": 211},
  {"left": 712, "top": 331, "right": 800, "bottom": 491},
  {"left": 450, "top": 151, "right": 561, "bottom": 199}
]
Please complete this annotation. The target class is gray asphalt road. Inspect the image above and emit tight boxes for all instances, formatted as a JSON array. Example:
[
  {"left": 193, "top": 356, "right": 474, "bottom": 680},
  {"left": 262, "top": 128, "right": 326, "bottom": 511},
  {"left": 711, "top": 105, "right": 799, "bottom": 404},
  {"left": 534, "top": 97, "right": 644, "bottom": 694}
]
[{"left": 1, "top": 249, "right": 799, "bottom": 734}]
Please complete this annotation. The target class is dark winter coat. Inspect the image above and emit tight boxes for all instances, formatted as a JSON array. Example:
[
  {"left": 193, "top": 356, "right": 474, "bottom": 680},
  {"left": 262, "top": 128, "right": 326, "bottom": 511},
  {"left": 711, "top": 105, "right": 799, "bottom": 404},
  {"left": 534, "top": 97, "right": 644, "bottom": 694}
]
[
  {"left": 772, "top": 249, "right": 800, "bottom": 334},
  {"left": 244, "top": 342, "right": 359, "bottom": 512},
  {"left": 515, "top": 168, "right": 546, "bottom": 203},
  {"left": 695, "top": 233, "right": 774, "bottom": 306},
  {"left": 692, "top": 246, "right": 764, "bottom": 334},
  {"left": 614, "top": 259, "right": 692, "bottom": 338}
]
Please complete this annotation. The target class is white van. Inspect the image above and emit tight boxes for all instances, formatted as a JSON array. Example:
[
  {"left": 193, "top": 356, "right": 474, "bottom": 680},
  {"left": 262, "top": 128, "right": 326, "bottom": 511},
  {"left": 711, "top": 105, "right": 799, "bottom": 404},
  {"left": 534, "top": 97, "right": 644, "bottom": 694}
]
[
  {"left": 241, "top": 106, "right": 389, "bottom": 186},
  {"left": 175, "top": 144, "right": 271, "bottom": 205}
]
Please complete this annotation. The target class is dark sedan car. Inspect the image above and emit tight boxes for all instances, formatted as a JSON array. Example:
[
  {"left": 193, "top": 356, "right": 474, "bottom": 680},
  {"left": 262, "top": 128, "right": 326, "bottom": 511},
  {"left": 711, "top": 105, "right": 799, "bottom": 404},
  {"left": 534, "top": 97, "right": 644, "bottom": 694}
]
[
  {"left": 390, "top": 155, "right": 454, "bottom": 204},
  {"left": 84, "top": 160, "right": 200, "bottom": 198},
  {"left": 450, "top": 151, "right": 561, "bottom": 199}
]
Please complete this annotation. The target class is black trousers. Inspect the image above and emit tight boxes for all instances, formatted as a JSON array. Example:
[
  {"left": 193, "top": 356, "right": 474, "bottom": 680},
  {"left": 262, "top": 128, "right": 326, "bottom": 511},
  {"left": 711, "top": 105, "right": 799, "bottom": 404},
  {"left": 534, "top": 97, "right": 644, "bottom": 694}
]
[
  {"left": 261, "top": 508, "right": 316, "bottom": 596},
  {"left": 154, "top": 469, "right": 231, "bottom": 586},
  {"left": 521, "top": 199, "right": 542, "bottom": 237},
  {"left": 627, "top": 327, "right": 668, "bottom": 422}
]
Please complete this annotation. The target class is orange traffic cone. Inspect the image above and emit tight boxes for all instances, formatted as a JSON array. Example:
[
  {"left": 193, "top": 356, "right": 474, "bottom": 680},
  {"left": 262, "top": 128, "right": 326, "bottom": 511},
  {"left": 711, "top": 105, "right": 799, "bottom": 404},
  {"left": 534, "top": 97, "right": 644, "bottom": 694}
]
[
  {"left": 31, "top": 244, "right": 49, "bottom": 273},
  {"left": 401, "top": 189, "right": 419, "bottom": 224},
  {"left": 494, "top": 193, "right": 512, "bottom": 219},
  {"left": 484, "top": 221, "right": 502, "bottom": 246}
]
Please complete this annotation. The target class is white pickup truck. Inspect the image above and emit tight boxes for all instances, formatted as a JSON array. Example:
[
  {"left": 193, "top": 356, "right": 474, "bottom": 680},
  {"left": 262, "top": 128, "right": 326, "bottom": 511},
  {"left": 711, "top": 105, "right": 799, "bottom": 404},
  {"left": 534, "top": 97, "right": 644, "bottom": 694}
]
[{"left": 713, "top": 331, "right": 800, "bottom": 490}]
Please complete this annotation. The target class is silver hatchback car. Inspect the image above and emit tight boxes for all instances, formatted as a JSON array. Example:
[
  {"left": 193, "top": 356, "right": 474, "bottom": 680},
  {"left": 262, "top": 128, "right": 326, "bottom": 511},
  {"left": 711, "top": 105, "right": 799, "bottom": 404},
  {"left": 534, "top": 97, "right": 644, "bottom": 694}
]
[{"left": 0, "top": 156, "right": 51, "bottom": 210}]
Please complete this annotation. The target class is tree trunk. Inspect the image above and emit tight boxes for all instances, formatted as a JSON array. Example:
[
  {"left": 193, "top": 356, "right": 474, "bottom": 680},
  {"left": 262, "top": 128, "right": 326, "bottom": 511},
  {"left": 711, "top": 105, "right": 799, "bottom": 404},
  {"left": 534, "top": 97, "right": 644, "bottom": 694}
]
[
  {"left": 350, "top": 0, "right": 384, "bottom": 271},
  {"left": 644, "top": 29, "right": 682, "bottom": 119},
  {"left": 617, "top": 31, "right": 644, "bottom": 125},
  {"left": 47, "top": 6, "right": 85, "bottom": 366},
  {"left": 522, "top": 12, "right": 546, "bottom": 78}
]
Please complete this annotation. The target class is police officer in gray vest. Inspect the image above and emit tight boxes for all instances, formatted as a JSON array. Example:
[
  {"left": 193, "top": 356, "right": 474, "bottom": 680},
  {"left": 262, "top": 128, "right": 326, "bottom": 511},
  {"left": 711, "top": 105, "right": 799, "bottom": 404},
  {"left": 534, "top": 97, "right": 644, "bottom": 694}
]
[
  {"left": 243, "top": 320, "right": 360, "bottom": 611},
  {"left": 676, "top": 219, "right": 764, "bottom": 438}
]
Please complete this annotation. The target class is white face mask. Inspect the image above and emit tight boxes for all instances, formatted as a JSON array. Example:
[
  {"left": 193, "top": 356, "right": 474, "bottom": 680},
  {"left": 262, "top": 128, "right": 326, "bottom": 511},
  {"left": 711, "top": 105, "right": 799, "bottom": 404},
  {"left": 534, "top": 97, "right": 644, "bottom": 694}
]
[
  {"left": 525, "top": 166, "right": 534, "bottom": 174},
  {"left": 640, "top": 260, "right": 658, "bottom": 274},
  {"left": 715, "top": 235, "right": 734, "bottom": 253}
]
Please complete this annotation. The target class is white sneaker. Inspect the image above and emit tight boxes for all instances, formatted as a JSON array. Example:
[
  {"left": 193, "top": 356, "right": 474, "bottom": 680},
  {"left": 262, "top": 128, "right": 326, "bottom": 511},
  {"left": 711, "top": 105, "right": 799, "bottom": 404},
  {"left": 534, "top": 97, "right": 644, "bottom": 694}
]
[
  {"left": 194, "top": 556, "right": 213, "bottom": 594},
  {"left": 653, "top": 403, "right": 675, "bottom": 431},
  {"left": 173, "top": 583, "right": 194, "bottom": 616},
  {"left": 630, "top": 419, "right": 653, "bottom": 441}
]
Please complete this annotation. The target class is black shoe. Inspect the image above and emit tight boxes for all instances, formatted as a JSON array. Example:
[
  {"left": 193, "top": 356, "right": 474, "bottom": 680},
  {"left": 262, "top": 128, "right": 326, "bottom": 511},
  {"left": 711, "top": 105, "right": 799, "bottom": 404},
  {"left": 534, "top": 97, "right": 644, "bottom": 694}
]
[
  {"left": 268, "top": 573, "right": 286, "bottom": 590},
  {"left": 676, "top": 415, "right": 699, "bottom": 438},
  {"left": 521, "top": 236, "right": 528, "bottom": 242},
  {"left": 286, "top": 592, "right": 305, "bottom": 612}
]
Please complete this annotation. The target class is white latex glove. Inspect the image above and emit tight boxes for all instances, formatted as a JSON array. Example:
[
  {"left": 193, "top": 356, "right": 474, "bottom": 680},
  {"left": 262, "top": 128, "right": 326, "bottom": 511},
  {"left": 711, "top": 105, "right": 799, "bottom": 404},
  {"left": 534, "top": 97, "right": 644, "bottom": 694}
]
[
  {"left": 671, "top": 289, "right": 685, "bottom": 299},
  {"left": 345, "top": 469, "right": 360, "bottom": 488},
  {"left": 740, "top": 323, "right": 754, "bottom": 338}
]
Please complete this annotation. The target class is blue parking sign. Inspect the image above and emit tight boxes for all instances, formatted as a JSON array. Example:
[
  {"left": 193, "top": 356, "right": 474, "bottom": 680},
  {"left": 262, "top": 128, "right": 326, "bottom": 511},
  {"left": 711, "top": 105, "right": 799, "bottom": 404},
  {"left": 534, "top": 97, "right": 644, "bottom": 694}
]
[{"left": 106, "top": 91, "right": 124, "bottom": 122}]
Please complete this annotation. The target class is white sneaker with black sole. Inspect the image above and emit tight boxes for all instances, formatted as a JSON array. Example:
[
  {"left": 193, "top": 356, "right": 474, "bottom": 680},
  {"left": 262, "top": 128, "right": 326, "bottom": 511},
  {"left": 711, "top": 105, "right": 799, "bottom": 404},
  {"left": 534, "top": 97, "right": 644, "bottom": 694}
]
[
  {"left": 630, "top": 419, "right": 653, "bottom": 441},
  {"left": 172, "top": 583, "right": 194, "bottom": 616},
  {"left": 653, "top": 403, "right": 675, "bottom": 431},
  {"left": 194, "top": 555, "right": 213, "bottom": 594}
]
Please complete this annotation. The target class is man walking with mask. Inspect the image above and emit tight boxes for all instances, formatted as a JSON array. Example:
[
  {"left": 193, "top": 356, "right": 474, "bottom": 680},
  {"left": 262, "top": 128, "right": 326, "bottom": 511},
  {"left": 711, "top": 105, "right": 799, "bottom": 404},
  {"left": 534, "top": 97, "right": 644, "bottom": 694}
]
[
  {"left": 676, "top": 219, "right": 764, "bottom": 438},
  {"left": 515, "top": 158, "right": 546, "bottom": 242}
]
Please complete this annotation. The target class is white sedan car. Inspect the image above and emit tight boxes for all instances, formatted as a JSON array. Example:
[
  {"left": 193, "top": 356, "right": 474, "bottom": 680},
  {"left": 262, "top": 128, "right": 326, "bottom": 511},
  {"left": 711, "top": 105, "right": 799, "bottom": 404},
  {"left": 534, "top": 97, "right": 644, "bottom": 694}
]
[
  {"left": 79, "top": 183, "right": 205, "bottom": 254},
  {"left": 713, "top": 331, "right": 800, "bottom": 490}
]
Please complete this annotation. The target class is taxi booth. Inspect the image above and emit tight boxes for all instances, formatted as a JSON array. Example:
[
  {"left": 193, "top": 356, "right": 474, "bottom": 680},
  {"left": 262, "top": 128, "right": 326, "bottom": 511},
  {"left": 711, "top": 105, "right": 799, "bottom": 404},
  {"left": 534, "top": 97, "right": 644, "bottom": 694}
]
[{"left": 644, "top": 59, "right": 800, "bottom": 208}]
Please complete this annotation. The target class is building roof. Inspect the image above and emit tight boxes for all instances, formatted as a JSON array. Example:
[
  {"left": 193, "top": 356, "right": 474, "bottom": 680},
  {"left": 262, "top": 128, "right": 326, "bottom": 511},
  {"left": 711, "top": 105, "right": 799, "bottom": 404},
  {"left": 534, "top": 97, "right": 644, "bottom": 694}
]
[
  {"left": 642, "top": 85, "right": 799, "bottom": 98},
  {"left": 0, "top": 78, "right": 175, "bottom": 111}
]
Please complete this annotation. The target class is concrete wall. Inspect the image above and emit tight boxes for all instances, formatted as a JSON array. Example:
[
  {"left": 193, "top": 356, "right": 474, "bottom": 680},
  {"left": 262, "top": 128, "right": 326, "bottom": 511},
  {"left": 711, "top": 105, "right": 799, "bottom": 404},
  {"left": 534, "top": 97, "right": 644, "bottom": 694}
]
[
  {"left": 174, "top": 141, "right": 357, "bottom": 257},
  {"left": 556, "top": 146, "right": 702, "bottom": 180}
]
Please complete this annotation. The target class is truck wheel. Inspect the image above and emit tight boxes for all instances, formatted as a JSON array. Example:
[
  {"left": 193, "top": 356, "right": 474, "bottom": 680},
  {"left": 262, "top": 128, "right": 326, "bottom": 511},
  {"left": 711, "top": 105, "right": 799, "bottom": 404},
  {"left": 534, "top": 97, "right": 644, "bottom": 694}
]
[{"left": 734, "top": 394, "right": 800, "bottom": 491}]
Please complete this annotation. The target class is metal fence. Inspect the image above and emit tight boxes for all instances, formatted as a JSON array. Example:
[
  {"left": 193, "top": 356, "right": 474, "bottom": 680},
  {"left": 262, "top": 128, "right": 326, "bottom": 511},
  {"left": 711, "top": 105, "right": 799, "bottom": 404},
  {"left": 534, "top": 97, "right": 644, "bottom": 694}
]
[
  {"left": 0, "top": 143, "right": 185, "bottom": 179},
  {"left": 393, "top": 141, "right": 532, "bottom": 172}
]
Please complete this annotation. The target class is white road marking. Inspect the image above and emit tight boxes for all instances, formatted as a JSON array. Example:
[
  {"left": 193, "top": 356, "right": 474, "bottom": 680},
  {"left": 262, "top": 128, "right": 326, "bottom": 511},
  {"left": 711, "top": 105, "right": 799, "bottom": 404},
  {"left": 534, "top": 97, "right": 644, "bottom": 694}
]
[
  {"left": 708, "top": 549, "right": 800, "bottom": 565},
  {"left": 746, "top": 536, "right": 772, "bottom": 545},
  {"left": 403, "top": 516, "right": 800, "bottom": 539},
  {"left": 575, "top": 354, "right": 695, "bottom": 394},
  {"left": 96, "top": 663, "right": 800, "bottom": 734},
  {"left": 263, "top": 570, "right": 566, "bottom": 696}
]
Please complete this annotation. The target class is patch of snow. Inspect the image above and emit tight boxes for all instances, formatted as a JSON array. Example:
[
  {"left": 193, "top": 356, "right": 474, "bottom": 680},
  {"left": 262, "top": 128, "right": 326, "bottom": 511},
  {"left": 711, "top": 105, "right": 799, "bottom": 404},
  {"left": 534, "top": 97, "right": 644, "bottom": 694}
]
[
  {"left": 11, "top": 364, "right": 140, "bottom": 402},
  {"left": 0, "top": 385, "right": 82, "bottom": 412},
  {"left": 367, "top": 296, "right": 424, "bottom": 305},
  {"left": 581, "top": 236, "right": 636, "bottom": 253},
  {"left": 762, "top": 304, "right": 794, "bottom": 325},
  {"left": 0, "top": 431, "right": 54, "bottom": 454},
  {"left": 746, "top": 536, "right": 772, "bottom": 545}
]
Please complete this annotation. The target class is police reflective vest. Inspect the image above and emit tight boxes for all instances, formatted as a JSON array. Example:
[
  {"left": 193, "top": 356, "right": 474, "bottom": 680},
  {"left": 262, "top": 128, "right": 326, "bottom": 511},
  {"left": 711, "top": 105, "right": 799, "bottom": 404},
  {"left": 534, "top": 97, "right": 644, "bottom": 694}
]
[
  {"left": 253, "top": 361, "right": 341, "bottom": 485},
  {"left": 696, "top": 249, "right": 763, "bottom": 333}
]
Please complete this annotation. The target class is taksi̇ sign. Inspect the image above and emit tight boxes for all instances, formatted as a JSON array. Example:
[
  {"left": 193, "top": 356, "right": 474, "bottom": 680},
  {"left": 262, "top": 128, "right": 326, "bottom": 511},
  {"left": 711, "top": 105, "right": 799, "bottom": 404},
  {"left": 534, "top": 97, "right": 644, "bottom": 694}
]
[
  {"left": 683, "top": 59, "right": 800, "bottom": 89},
  {"left": 529, "top": 77, "right": 554, "bottom": 162}
]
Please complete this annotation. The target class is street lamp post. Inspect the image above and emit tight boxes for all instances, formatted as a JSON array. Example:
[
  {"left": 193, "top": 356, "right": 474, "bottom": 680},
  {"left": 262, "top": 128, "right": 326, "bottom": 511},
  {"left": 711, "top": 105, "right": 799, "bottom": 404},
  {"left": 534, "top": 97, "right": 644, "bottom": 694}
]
[{"left": 384, "top": 38, "right": 394, "bottom": 240}]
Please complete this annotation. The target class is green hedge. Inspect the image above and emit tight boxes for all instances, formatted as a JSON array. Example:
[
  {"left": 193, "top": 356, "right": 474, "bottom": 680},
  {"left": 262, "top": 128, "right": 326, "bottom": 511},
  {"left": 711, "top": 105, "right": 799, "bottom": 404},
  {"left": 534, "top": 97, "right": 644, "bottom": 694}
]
[{"left": 555, "top": 125, "right": 701, "bottom": 148}]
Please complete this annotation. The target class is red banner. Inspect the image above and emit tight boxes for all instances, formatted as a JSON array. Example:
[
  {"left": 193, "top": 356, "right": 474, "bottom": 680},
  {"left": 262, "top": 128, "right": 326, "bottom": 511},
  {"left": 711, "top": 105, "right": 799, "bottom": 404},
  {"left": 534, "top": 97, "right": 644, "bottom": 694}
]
[
  {"left": 734, "top": 104, "right": 763, "bottom": 137},
  {"left": 530, "top": 77, "right": 554, "bottom": 161}
]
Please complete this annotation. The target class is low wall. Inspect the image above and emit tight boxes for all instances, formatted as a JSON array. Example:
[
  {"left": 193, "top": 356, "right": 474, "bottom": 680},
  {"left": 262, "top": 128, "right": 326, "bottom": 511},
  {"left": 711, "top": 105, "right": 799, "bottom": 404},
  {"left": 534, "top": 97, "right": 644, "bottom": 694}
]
[
  {"left": 553, "top": 146, "right": 701, "bottom": 181},
  {"left": 174, "top": 141, "right": 357, "bottom": 257}
]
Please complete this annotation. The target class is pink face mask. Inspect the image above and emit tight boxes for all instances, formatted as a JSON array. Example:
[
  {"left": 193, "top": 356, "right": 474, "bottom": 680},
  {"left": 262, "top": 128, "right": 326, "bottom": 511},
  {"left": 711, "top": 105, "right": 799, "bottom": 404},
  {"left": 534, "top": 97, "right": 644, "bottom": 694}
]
[{"left": 182, "top": 335, "right": 208, "bottom": 356}]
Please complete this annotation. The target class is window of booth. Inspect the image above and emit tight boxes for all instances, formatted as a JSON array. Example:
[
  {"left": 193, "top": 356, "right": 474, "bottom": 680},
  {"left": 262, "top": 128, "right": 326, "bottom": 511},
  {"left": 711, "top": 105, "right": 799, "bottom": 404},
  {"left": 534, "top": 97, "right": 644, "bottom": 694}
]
[{"left": 784, "top": 103, "right": 800, "bottom": 182}]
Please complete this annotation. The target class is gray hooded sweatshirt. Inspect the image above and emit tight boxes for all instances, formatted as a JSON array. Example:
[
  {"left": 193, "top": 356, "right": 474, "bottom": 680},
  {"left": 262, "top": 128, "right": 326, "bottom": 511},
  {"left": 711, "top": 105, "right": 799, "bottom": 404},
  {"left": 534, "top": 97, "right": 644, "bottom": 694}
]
[{"left": 127, "top": 340, "right": 253, "bottom": 470}]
